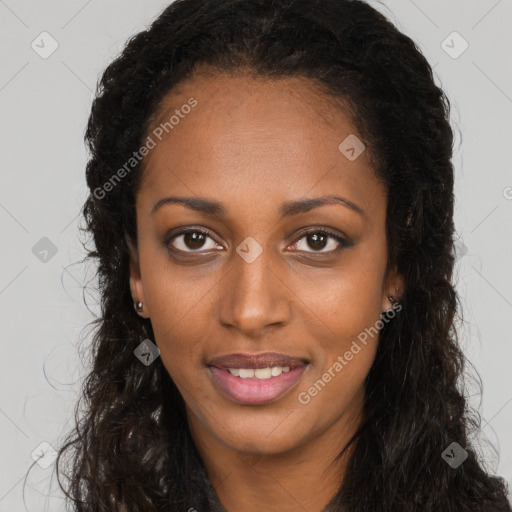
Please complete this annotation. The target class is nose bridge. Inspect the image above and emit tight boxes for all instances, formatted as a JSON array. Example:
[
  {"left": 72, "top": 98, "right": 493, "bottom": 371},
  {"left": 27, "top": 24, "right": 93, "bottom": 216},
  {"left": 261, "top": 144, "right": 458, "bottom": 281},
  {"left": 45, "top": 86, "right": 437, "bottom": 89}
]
[{"left": 219, "top": 239, "right": 290, "bottom": 333}]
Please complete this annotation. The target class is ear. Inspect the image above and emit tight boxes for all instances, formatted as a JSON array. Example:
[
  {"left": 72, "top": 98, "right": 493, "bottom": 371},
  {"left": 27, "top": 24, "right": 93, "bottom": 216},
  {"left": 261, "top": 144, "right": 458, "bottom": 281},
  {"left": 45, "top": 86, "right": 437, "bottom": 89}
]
[
  {"left": 381, "top": 265, "right": 405, "bottom": 313},
  {"left": 125, "top": 233, "right": 150, "bottom": 318}
]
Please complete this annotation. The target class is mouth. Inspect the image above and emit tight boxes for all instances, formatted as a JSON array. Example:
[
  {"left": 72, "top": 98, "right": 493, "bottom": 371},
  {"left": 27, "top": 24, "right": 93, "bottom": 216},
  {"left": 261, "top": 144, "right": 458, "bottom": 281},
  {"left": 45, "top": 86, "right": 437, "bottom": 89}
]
[
  {"left": 207, "top": 352, "right": 310, "bottom": 405},
  {"left": 207, "top": 351, "right": 309, "bottom": 371}
]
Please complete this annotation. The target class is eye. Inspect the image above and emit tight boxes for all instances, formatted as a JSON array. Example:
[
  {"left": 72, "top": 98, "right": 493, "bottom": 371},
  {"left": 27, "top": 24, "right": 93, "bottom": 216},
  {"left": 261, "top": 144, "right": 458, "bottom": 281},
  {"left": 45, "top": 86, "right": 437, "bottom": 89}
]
[
  {"left": 165, "top": 228, "right": 221, "bottom": 253},
  {"left": 289, "top": 228, "right": 347, "bottom": 254},
  {"left": 164, "top": 227, "right": 348, "bottom": 255}
]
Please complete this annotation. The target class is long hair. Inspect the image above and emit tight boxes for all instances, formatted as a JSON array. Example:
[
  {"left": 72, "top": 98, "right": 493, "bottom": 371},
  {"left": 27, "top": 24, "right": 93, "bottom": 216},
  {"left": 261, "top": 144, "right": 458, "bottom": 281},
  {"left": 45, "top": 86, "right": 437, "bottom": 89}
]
[{"left": 53, "top": 0, "right": 511, "bottom": 510}]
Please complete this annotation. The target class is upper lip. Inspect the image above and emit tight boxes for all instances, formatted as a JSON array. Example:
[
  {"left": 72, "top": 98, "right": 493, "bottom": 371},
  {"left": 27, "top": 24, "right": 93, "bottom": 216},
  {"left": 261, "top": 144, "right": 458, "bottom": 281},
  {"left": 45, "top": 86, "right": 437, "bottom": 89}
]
[{"left": 208, "top": 352, "right": 309, "bottom": 370}]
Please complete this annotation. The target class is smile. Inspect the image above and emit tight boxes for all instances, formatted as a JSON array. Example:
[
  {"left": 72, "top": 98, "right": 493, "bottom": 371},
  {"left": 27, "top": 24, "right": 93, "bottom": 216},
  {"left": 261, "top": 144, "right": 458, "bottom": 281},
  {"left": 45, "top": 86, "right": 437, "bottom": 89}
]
[{"left": 207, "top": 364, "right": 308, "bottom": 405}]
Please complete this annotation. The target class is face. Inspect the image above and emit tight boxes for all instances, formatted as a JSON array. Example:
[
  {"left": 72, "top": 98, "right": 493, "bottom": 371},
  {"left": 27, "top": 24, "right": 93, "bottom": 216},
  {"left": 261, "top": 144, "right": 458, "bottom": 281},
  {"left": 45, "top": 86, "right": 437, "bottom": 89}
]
[{"left": 127, "top": 71, "right": 403, "bottom": 457}]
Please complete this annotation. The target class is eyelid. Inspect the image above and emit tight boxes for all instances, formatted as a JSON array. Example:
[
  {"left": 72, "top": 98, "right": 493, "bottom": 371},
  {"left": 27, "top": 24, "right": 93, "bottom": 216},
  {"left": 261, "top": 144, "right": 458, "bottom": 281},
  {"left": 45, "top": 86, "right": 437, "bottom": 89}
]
[
  {"left": 288, "top": 226, "right": 348, "bottom": 253},
  {"left": 164, "top": 226, "right": 221, "bottom": 253},
  {"left": 164, "top": 226, "right": 349, "bottom": 254}
]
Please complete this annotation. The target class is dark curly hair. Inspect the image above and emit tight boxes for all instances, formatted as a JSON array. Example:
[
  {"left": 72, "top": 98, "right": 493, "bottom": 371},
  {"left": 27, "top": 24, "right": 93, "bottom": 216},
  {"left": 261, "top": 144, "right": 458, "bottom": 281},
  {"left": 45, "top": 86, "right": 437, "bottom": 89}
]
[{"left": 50, "top": 0, "right": 511, "bottom": 510}]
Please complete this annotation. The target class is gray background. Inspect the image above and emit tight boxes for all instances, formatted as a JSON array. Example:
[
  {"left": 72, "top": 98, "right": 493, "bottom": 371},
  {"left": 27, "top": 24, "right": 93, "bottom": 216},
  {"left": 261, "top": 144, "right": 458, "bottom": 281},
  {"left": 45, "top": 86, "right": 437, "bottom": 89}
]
[{"left": 0, "top": 0, "right": 511, "bottom": 510}]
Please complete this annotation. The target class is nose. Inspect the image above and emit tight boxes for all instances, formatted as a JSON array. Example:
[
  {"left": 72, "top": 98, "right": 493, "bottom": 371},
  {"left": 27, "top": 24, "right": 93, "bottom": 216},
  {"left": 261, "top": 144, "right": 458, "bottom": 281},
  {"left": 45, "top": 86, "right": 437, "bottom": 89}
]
[{"left": 218, "top": 245, "right": 292, "bottom": 337}]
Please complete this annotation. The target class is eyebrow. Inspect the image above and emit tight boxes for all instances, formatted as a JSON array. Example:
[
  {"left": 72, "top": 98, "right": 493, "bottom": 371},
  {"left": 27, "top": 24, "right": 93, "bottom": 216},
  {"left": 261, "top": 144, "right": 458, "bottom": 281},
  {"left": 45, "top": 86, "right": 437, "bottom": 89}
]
[{"left": 151, "top": 194, "right": 365, "bottom": 218}]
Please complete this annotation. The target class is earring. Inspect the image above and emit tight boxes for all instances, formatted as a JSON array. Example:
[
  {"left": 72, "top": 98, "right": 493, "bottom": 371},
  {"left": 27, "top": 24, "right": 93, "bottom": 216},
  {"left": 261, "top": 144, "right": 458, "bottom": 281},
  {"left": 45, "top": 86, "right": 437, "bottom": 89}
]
[
  {"left": 134, "top": 301, "right": 144, "bottom": 313},
  {"left": 387, "top": 287, "right": 401, "bottom": 307}
]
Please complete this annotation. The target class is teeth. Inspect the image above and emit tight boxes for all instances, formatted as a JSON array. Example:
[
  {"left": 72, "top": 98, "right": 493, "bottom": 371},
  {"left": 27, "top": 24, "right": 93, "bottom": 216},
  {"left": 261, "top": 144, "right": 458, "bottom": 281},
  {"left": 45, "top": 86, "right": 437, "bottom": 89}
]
[
  {"left": 271, "top": 367, "right": 282, "bottom": 377},
  {"left": 239, "top": 368, "right": 255, "bottom": 378},
  {"left": 228, "top": 366, "right": 291, "bottom": 379},
  {"left": 254, "top": 367, "right": 272, "bottom": 379}
]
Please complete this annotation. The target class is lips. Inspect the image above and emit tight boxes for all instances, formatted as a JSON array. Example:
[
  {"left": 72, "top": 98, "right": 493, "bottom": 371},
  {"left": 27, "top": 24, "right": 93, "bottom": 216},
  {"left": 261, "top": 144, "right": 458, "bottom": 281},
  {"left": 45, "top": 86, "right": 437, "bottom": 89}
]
[{"left": 207, "top": 352, "right": 309, "bottom": 370}]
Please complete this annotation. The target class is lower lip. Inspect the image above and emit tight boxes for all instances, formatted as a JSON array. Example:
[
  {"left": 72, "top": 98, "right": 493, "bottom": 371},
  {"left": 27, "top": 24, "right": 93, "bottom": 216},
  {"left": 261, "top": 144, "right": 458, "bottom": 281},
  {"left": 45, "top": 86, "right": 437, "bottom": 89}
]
[{"left": 208, "top": 365, "right": 308, "bottom": 405}]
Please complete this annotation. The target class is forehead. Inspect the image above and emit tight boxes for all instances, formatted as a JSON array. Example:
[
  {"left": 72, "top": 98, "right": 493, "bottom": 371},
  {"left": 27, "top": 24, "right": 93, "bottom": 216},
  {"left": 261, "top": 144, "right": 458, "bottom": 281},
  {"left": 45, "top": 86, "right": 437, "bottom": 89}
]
[
  {"left": 149, "top": 69, "right": 352, "bottom": 133},
  {"left": 138, "top": 71, "right": 385, "bottom": 219}
]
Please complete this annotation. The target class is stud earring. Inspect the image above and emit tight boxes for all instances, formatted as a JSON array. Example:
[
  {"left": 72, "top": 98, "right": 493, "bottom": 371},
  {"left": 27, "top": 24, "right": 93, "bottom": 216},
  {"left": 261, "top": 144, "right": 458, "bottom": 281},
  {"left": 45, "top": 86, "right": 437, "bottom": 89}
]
[
  {"left": 134, "top": 301, "right": 144, "bottom": 313},
  {"left": 387, "top": 287, "right": 401, "bottom": 307}
]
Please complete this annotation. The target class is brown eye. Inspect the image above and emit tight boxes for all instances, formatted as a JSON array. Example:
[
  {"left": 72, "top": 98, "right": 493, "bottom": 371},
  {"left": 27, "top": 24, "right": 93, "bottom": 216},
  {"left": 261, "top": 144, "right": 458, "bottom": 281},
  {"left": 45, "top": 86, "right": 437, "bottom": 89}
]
[
  {"left": 305, "top": 232, "right": 329, "bottom": 250},
  {"left": 166, "top": 229, "right": 221, "bottom": 253},
  {"left": 291, "top": 229, "right": 347, "bottom": 254},
  {"left": 183, "top": 231, "right": 207, "bottom": 250}
]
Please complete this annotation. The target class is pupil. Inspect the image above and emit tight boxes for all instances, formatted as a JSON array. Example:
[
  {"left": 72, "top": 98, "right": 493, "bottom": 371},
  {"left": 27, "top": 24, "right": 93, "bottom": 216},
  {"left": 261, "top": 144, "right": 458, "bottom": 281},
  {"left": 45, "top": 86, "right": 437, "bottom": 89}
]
[
  {"left": 182, "top": 232, "right": 328, "bottom": 251},
  {"left": 308, "top": 233, "right": 326, "bottom": 250},
  {"left": 185, "top": 232, "right": 205, "bottom": 250}
]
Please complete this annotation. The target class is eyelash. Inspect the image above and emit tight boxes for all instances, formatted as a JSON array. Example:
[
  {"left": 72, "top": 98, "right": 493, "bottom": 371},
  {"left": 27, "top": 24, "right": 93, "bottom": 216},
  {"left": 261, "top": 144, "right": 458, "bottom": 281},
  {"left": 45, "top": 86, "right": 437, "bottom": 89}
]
[{"left": 164, "top": 226, "right": 348, "bottom": 255}]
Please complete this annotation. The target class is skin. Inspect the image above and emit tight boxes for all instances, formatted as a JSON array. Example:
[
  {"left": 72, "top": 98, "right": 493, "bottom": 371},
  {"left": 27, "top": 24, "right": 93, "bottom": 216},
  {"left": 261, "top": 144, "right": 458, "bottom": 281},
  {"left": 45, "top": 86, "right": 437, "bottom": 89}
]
[{"left": 127, "top": 70, "right": 404, "bottom": 512}]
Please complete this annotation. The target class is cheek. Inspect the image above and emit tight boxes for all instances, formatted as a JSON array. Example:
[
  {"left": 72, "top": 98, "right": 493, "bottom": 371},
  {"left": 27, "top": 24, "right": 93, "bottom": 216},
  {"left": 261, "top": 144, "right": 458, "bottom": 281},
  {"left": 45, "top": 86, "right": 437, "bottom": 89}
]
[
  {"left": 140, "top": 272, "right": 212, "bottom": 386},
  {"left": 298, "top": 304, "right": 380, "bottom": 414},
  {"left": 151, "top": 317, "right": 208, "bottom": 408},
  {"left": 297, "top": 262, "right": 384, "bottom": 395},
  {"left": 143, "top": 259, "right": 215, "bottom": 339},
  {"left": 303, "top": 265, "right": 384, "bottom": 344},
  {"left": 306, "top": 300, "right": 380, "bottom": 387},
  {"left": 310, "top": 345, "right": 377, "bottom": 404}
]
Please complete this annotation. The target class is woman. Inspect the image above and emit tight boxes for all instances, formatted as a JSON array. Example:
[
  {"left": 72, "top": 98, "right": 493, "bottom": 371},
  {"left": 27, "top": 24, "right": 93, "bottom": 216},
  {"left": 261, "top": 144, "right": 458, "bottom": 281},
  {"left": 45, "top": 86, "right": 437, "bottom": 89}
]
[{"left": 55, "top": 0, "right": 512, "bottom": 510}]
